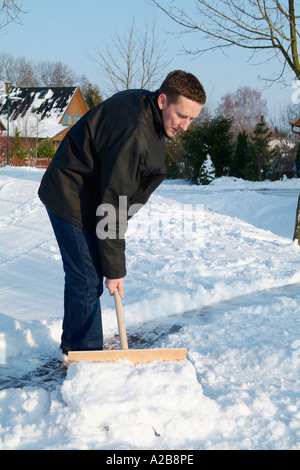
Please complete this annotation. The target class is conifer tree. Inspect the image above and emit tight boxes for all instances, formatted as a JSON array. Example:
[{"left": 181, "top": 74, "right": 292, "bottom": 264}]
[
  {"left": 11, "top": 128, "right": 28, "bottom": 162},
  {"left": 229, "top": 130, "right": 254, "bottom": 179},
  {"left": 181, "top": 116, "right": 233, "bottom": 184},
  {"left": 198, "top": 154, "right": 216, "bottom": 185},
  {"left": 83, "top": 83, "right": 103, "bottom": 109},
  {"left": 251, "top": 116, "right": 274, "bottom": 181},
  {"left": 35, "top": 137, "right": 55, "bottom": 159},
  {"left": 165, "top": 136, "right": 185, "bottom": 179}
]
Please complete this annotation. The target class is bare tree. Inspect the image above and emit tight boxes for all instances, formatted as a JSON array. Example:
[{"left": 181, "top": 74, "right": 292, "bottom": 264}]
[
  {"left": 0, "top": 0, "right": 24, "bottom": 30},
  {"left": 270, "top": 99, "right": 300, "bottom": 140},
  {"left": 35, "top": 60, "right": 76, "bottom": 87},
  {"left": 91, "top": 17, "right": 171, "bottom": 94},
  {"left": 0, "top": 54, "right": 77, "bottom": 87},
  {"left": 216, "top": 86, "right": 268, "bottom": 138},
  {"left": 0, "top": 52, "right": 15, "bottom": 82},
  {"left": 0, "top": 52, "right": 36, "bottom": 85},
  {"left": 13, "top": 56, "right": 37, "bottom": 86},
  {"left": 152, "top": 0, "right": 300, "bottom": 83},
  {"left": 0, "top": 52, "right": 102, "bottom": 92}
]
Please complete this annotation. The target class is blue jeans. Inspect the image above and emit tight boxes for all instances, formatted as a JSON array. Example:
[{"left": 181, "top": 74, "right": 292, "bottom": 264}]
[{"left": 47, "top": 208, "right": 103, "bottom": 351}]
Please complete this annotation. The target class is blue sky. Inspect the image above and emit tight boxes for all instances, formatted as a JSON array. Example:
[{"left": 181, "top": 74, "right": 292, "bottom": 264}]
[{"left": 1, "top": 0, "right": 297, "bottom": 118}]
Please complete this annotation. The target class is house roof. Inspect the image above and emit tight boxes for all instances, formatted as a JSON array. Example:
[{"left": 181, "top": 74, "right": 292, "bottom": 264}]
[{"left": 0, "top": 86, "right": 78, "bottom": 138}]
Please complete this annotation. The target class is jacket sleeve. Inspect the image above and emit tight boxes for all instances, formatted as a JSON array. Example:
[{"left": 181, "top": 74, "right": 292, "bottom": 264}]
[{"left": 95, "top": 135, "right": 142, "bottom": 279}]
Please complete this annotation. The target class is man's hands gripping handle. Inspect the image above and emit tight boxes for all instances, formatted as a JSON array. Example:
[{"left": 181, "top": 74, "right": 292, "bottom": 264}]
[{"left": 105, "top": 278, "right": 124, "bottom": 298}]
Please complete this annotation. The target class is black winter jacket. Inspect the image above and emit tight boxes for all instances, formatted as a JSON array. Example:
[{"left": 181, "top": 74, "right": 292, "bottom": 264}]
[{"left": 38, "top": 89, "right": 167, "bottom": 279}]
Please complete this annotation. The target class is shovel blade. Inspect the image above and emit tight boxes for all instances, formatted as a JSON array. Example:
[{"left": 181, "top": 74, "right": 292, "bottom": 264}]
[{"left": 68, "top": 348, "right": 187, "bottom": 364}]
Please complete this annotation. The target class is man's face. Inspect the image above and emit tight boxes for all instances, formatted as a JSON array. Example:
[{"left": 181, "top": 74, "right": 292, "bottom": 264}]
[{"left": 158, "top": 94, "right": 203, "bottom": 138}]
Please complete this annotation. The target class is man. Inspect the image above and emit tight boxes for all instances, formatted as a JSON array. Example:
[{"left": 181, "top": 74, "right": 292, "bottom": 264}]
[{"left": 38, "top": 70, "right": 206, "bottom": 353}]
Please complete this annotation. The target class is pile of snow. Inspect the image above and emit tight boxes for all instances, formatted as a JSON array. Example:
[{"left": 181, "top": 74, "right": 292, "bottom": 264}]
[{"left": 1, "top": 166, "right": 300, "bottom": 450}]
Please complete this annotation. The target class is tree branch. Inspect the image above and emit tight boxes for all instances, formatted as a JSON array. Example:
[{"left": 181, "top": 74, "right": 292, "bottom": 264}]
[
  {"left": 0, "top": 0, "right": 24, "bottom": 29},
  {"left": 90, "top": 17, "right": 171, "bottom": 94},
  {"left": 151, "top": 0, "right": 300, "bottom": 81}
]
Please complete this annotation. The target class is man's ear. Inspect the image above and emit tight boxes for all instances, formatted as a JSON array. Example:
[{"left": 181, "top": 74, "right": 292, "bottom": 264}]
[{"left": 157, "top": 93, "right": 167, "bottom": 110}]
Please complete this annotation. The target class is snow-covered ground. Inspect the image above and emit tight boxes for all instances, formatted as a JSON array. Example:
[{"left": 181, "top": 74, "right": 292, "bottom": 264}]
[{"left": 1, "top": 166, "right": 300, "bottom": 450}]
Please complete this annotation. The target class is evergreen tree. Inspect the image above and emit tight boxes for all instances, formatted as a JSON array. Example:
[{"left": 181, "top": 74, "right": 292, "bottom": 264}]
[
  {"left": 229, "top": 130, "right": 254, "bottom": 178},
  {"left": 198, "top": 154, "right": 216, "bottom": 185},
  {"left": 165, "top": 135, "right": 184, "bottom": 179},
  {"left": 11, "top": 128, "right": 28, "bottom": 162},
  {"left": 83, "top": 83, "right": 103, "bottom": 109},
  {"left": 35, "top": 137, "right": 55, "bottom": 159},
  {"left": 181, "top": 116, "right": 233, "bottom": 184},
  {"left": 202, "top": 116, "right": 233, "bottom": 177},
  {"left": 250, "top": 116, "right": 274, "bottom": 181},
  {"left": 180, "top": 127, "right": 207, "bottom": 184}
]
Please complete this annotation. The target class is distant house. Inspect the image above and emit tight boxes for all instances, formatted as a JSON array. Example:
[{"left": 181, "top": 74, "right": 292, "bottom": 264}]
[
  {"left": 291, "top": 115, "right": 300, "bottom": 135},
  {"left": 0, "top": 86, "right": 88, "bottom": 150}
]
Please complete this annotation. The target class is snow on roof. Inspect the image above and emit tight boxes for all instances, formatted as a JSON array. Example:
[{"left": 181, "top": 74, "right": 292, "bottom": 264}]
[{"left": 0, "top": 86, "right": 77, "bottom": 138}]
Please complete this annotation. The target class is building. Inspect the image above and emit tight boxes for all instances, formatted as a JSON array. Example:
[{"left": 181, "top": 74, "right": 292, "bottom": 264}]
[
  {"left": 291, "top": 115, "right": 300, "bottom": 135},
  {"left": 0, "top": 85, "right": 88, "bottom": 151}
]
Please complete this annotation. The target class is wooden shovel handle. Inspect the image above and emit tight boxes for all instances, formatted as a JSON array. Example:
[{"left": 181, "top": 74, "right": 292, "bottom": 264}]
[{"left": 114, "top": 290, "right": 129, "bottom": 350}]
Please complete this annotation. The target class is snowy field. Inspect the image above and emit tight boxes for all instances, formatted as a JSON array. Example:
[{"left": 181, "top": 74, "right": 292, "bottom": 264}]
[{"left": 1, "top": 165, "right": 300, "bottom": 450}]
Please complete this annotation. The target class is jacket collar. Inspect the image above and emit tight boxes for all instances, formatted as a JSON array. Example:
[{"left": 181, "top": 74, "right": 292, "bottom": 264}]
[{"left": 150, "top": 90, "right": 169, "bottom": 139}]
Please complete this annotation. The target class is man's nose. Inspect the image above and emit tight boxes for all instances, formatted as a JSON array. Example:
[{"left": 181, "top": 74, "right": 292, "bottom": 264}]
[{"left": 180, "top": 119, "right": 189, "bottom": 131}]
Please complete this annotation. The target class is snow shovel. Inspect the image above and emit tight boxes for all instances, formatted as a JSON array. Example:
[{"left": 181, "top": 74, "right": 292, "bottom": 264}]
[{"left": 68, "top": 290, "right": 187, "bottom": 364}]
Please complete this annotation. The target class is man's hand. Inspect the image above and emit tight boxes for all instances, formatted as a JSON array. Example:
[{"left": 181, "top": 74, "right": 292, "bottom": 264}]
[{"left": 105, "top": 278, "right": 124, "bottom": 298}]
